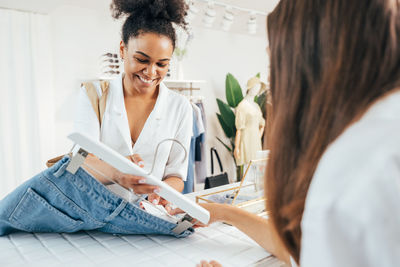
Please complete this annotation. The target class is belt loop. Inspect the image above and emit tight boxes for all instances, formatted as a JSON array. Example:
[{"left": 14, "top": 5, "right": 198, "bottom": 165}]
[
  {"left": 53, "top": 157, "right": 71, "bottom": 178},
  {"left": 104, "top": 200, "right": 128, "bottom": 222}
]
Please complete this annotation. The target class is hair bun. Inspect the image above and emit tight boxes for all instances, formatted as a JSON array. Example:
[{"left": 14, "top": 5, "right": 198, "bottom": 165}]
[{"left": 111, "top": 0, "right": 187, "bottom": 27}]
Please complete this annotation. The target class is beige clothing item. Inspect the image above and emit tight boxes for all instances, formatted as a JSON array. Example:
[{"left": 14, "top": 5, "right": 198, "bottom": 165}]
[
  {"left": 81, "top": 81, "right": 109, "bottom": 125},
  {"left": 235, "top": 99, "right": 265, "bottom": 166}
]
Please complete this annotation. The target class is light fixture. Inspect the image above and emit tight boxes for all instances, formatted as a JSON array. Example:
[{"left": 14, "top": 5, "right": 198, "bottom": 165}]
[
  {"left": 221, "top": 6, "right": 234, "bottom": 31},
  {"left": 186, "top": 1, "right": 199, "bottom": 23},
  {"left": 202, "top": 1, "right": 216, "bottom": 28},
  {"left": 247, "top": 12, "right": 257, "bottom": 34},
  {"left": 191, "top": 0, "right": 266, "bottom": 35}
]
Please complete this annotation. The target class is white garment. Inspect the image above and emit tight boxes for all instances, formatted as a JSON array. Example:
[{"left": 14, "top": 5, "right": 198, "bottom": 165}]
[
  {"left": 74, "top": 74, "right": 193, "bottom": 183},
  {"left": 191, "top": 102, "right": 205, "bottom": 136},
  {"left": 235, "top": 99, "right": 265, "bottom": 166},
  {"left": 300, "top": 90, "right": 400, "bottom": 267}
]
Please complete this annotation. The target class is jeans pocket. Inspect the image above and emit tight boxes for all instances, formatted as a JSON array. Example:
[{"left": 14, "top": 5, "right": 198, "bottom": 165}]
[{"left": 9, "top": 188, "right": 84, "bottom": 233}]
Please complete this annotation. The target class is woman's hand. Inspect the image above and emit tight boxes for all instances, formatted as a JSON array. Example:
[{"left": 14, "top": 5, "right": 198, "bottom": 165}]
[
  {"left": 197, "top": 260, "right": 222, "bottom": 267},
  {"left": 146, "top": 176, "right": 184, "bottom": 211},
  {"left": 125, "top": 154, "right": 144, "bottom": 168},
  {"left": 169, "top": 203, "right": 230, "bottom": 226},
  {"left": 113, "top": 172, "right": 159, "bottom": 194},
  {"left": 112, "top": 154, "right": 160, "bottom": 194},
  {"left": 147, "top": 193, "right": 172, "bottom": 212}
]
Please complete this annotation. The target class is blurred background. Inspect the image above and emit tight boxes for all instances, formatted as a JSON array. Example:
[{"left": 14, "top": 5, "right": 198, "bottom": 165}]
[{"left": 0, "top": 0, "right": 280, "bottom": 198}]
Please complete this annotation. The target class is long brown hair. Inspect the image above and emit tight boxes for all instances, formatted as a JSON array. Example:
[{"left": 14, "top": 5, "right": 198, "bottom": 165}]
[{"left": 266, "top": 0, "right": 400, "bottom": 263}]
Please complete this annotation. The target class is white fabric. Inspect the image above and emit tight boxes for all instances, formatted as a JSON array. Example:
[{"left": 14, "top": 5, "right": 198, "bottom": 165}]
[
  {"left": 300, "top": 90, "right": 400, "bottom": 267},
  {"left": 74, "top": 74, "right": 193, "bottom": 182},
  {"left": 191, "top": 102, "right": 205, "bottom": 136},
  {"left": 290, "top": 257, "right": 298, "bottom": 267},
  {"left": 0, "top": 9, "right": 55, "bottom": 199}
]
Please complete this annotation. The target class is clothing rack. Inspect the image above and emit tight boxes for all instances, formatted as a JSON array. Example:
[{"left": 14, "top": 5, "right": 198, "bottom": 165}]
[
  {"left": 164, "top": 80, "right": 206, "bottom": 97},
  {"left": 188, "top": 95, "right": 204, "bottom": 103},
  {"left": 169, "top": 86, "right": 201, "bottom": 96},
  {"left": 163, "top": 80, "right": 207, "bottom": 194}
]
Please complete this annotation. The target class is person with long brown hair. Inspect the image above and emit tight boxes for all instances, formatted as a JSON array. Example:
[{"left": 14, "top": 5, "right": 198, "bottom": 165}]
[{"left": 173, "top": 0, "right": 400, "bottom": 266}]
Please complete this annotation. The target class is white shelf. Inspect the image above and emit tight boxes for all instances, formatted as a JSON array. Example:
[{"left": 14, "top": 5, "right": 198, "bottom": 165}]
[{"left": 163, "top": 79, "right": 206, "bottom": 83}]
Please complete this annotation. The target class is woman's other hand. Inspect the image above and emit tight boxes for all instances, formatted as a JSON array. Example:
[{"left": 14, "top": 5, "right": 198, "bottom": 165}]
[
  {"left": 125, "top": 154, "right": 144, "bottom": 168},
  {"left": 147, "top": 176, "right": 184, "bottom": 211},
  {"left": 113, "top": 154, "right": 159, "bottom": 194},
  {"left": 147, "top": 193, "right": 172, "bottom": 212},
  {"left": 169, "top": 203, "right": 229, "bottom": 226},
  {"left": 113, "top": 171, "right": 160, "bottom": 194},
  {"left": 197, "top": 260, "right": 222, "bottom": 267}
]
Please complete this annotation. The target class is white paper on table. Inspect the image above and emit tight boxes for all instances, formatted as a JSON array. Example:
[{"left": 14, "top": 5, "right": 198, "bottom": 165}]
[{"left": 140, "top": 201, "right": 181, "bottom": 224}]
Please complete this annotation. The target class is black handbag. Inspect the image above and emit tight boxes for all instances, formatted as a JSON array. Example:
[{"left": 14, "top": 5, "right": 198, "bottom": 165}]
[{"left": 204, "top": 147, "right": 230, "bottom": 189}]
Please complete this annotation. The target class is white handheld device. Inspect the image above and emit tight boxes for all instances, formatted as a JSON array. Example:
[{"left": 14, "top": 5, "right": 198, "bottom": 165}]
[{"left": 68, "top": 132, "right": 210, "bottom": 225}]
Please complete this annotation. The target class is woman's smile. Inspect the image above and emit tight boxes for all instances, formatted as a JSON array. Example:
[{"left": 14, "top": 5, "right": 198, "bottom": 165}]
[{"left": 136, "top": 74, "right": 157, "bottom": 86}]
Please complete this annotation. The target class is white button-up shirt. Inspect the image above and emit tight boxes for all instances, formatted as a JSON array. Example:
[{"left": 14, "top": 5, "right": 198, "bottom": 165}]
[
  {"left": 300, "top": 90, "right": 400, "bottom": 266},
  {"left": 74, "top": 74, "right": 193, "bottom": 182}
]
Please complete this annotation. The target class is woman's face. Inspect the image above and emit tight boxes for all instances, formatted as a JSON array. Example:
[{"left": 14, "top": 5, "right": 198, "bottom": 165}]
[{"left": 120, "top": 32, "right": 173, "bottom": 95}]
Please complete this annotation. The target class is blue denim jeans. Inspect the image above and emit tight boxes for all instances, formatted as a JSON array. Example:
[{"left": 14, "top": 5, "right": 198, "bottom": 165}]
[{"left": 0, "top": 156, "right": 193, "bottom": 237}]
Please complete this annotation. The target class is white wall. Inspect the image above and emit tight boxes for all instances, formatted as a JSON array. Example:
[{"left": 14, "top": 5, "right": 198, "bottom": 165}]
[
  {"left": 48, "top": 5, "right": 269, "bottom": 183},
  {"left": 180, "top": 27, "right": 268, "bottom": 181},
  {"left": 49, "top": 5, "right": 121, "bottom": 153}
]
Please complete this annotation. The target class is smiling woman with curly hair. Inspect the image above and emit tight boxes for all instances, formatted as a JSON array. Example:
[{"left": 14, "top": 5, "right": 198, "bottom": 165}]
[
  {"left": 73, "top": 0, "right": 194, "bottom": 206},
  {"left": 0, "top": 0, "right": 198, "bottom": 239}
]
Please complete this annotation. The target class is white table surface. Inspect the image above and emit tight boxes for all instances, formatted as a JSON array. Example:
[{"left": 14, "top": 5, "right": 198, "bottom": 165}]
[{"left": 0, "top": 185, "right": 285, "bottom": 267}]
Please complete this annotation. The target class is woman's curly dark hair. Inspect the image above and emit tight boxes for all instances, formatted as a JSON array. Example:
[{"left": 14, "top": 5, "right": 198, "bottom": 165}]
[{"left": 110, "top": 0, "right": 188, "bottom": 48}]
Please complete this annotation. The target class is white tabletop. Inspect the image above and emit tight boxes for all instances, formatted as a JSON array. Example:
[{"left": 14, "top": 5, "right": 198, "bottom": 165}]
[{"left": 0, "top": 185, "right": 285, "bottom": 267}]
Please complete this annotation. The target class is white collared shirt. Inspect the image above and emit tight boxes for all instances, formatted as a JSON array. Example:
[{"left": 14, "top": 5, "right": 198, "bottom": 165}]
[
  {"left": 300, "top": 90, "right": 400, "bottom": 266},
  {"left": 74, "top": 74, "right": 193, "bottom": 183}
]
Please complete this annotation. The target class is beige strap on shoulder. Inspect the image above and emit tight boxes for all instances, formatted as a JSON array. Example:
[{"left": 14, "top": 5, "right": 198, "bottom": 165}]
[
  {"left": 99, "top": 81, "right": 109, "bottom": 125},
  {"left": 81, "top": 81, "right": 109, "bottom": 126}
]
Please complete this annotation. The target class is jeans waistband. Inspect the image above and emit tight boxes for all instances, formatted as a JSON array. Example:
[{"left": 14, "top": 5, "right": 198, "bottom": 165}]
[
  {"left": 44, "top": 156, "right": 183, "bottom": 235},
  {"left": 46, "top": 156, "right": 126, "bottom": 211}
]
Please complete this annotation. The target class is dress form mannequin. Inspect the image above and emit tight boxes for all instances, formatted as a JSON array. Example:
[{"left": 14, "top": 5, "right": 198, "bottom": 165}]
[{"left": 234, "top": 77, "right": 266, "bottom": 166}]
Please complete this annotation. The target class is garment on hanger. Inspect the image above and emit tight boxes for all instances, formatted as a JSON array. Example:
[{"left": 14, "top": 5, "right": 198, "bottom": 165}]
[
  {"left": 235, "top": 100, "right": 265, "bottom": 166},
  {"left": 168, "top": 87, "right": 207, "bottom": 186},
  {"left": 195, "top": 102, "right": 207, "bottom": 183},
  {"left": 183, "top": 103, "right": 204, "bottom": 193}
]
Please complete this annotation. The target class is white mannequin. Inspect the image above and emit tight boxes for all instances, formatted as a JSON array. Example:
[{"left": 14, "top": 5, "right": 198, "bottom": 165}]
[
  {"left": 234, "top": 78, "right": 265, "bottom": 165},
  {"left": 245, "top": 83, "right": 264, "bottom": 113}
]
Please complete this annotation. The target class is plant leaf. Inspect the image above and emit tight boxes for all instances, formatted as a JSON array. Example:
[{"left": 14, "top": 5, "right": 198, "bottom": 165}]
[
  {"left": 256, "top": 91, "right": 266, "bottom": 106},
  {"left": 256, "top": 72, "right": 261, "bottom": 78},
  {"left": 217, "top": 99, "right": 236, "bottom": 138},
  {"left": 256, "top": 91, "right": 267, "bottom": 118},
  {"left": 217, "top": 113, "right": 234, "bottom": 138},
  {"left": 216, "top": 136, "right": 232, "bottom": 152},
  {"left": 225, "top": 73, "right": 243, "bottom": 108}
]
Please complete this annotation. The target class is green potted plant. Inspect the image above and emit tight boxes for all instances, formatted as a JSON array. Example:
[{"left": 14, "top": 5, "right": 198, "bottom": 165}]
[{"left": 216, "top": 73, "right": 265, "bottom": 181}]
